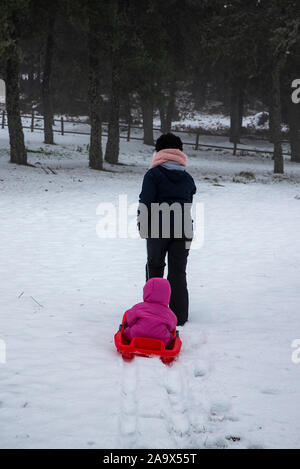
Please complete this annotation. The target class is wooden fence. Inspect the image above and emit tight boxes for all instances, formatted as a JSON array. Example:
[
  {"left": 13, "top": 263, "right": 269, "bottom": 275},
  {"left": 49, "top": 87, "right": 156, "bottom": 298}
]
[{"left": 0, "top": 109, "right": 291, "bottom": 157}]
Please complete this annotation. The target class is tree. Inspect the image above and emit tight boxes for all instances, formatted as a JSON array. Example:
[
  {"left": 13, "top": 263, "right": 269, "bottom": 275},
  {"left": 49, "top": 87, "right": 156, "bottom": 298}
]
[
  {"left": 105, "top": 50, "right": 120, "bottom": 164},
  {"left": 158, "top": 79, "right": 177, "bottom": 134},
  {"left": 271, "top": 60, "right": 284, "bottom": 174},
  {"left": 206, "top": 1, "right": 258, "bottom": 147},
  {"left": 40, "top": 4, "right": 57, "bottom": 145},
  {"left": 282, "top": 13, "right": 300, "bottom": 163},
  {"left": 126, "top": 0, "right": 171, "bottom": 146},
  {"left": 87, "top": 2, "right": 104, "bottom": 170},
  {"left": 0, "top": 0, "right": 28, "bottom": 165},
  {"left": 254, "top": 0, "right": 300, "bottom": 173},
  {"left": 191, "top": 64, "right": 210, "bottom": 111},
  {"left": 47, "top": 5, "right": 89, "bottom": 116},
  {"left": 209, "top": 0, "right": 300, "bottom": 173},
  {"left": 229, "top": 83, "right": 244, "bottom": 149},
  {"left": 20, "top": 1, "right": 90, "bottom": 117},
  {"left": 287, "top": 101, "right": 300, "bottom": 162},
  {"left": 104, "top": 0, "right": 124, "bottom": 165}
]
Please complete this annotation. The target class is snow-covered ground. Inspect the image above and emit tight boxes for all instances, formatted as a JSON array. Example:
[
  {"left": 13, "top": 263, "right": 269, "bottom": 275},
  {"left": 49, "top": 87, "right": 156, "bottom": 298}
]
[
  {"left": 0, "top": 128, "right": 300, "bottom": 449},
  {"left": 171, "top": 112, "right": 288, "bottom": 134},
  {"left": 154, "top": 110, "right": 288, "bottom": 136}
]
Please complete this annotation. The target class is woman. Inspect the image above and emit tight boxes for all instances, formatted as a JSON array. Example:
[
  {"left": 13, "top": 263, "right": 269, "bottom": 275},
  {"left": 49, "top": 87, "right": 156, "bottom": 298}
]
[{"left": 138, "top": 133, "right": 197, "bottom": 326}]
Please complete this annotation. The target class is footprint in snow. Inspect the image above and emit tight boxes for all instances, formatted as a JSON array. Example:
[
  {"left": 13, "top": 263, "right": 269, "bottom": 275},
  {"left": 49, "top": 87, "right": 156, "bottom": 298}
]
[
  {"left": 121, "top": 419, "right": 136, "bottom": 436},
  {"left": 193, "top": 360, "right": 209, "bottom": 378},
  {"left": 120, "top": 362, "right": 138, "bottom": 441},
  {"left": 210, "top": 401, "right": 232, "bottom": 422},
  {"left": 164, "top": 369, "right": 182, "bottom": 396},
  {"left": 164, "top": 369, "right": 190, "bottom": 437},
  {"left": 204, "top": 436, "right": 229, "bottom": 449},
  {"left": 170, "top": 412, "right": 190, "bottom": 437},
  {"left": 182, "top": 330, "right": 207, "bottom": 351}
]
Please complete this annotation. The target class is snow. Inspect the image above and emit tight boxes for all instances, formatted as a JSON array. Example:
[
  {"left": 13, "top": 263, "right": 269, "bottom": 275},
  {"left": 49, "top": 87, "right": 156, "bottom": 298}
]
[
  {"left": 154, "top": 111, "right": 288, "bottom": 135},
  {"left": 0, "top": 127, "right": 300, "bottom": 449}
]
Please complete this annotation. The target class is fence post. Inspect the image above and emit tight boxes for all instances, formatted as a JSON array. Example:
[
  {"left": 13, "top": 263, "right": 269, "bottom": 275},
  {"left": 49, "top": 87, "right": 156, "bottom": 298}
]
[
  {"left": 1, "top": 111, "right": 5, "bottom": 129},
  {"left": 127, "top": 119, "right": 131, "bottom": 142},
  {"left": 31, "top": 109, "right": 34, "bottom": 132},
  {"left": 61, "top": 116, "right": 64, "bottom": 136},
  {"left": 195, "top": 131, "right": 200, "bottom": 150},
  {"left": 233, "top": 142, "right": 237, "bottom": 156}
]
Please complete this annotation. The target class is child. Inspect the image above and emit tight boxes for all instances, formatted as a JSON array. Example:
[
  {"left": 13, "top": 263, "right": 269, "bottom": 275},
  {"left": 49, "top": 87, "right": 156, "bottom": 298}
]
[
  {"left": 138, "top": 133, "right": 197, "bottom": 326},
  {"left": 123, "top": 278, "right": 178, "bottom": 347}
]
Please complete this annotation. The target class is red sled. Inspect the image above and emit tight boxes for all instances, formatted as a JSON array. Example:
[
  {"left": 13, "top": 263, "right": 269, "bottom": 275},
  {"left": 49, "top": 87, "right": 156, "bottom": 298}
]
[{"left": 114, "top": 312, "right": 182, "bottom": 365}]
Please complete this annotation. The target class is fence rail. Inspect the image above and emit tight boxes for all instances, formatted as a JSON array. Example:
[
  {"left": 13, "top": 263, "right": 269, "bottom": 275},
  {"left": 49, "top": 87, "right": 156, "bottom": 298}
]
[{"left": 0, "top": 110, "right": 291, "bottom": 157}]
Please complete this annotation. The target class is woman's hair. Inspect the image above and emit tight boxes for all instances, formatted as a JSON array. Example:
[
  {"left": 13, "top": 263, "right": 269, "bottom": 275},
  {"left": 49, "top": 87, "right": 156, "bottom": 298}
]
[{"left": 155, "top": 133, "right": 183, "bottom": 152}]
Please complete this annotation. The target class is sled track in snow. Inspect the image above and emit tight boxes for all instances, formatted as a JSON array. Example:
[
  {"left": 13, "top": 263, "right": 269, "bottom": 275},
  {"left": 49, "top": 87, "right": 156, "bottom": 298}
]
[
  {"left": 119, "top": 360, "right": 138, "bottom": 448},
  {"left": 117, "top": 329, "right": 259, "bottom": 449},
  {"left": 117, "top": 330, "right": 211, "bottom": 449},
  {"left": 118, "top": 355, "right": 208, "bottom": 449},
  {"left": 163, "top": 362, "right": 195, "bottom": 447}
]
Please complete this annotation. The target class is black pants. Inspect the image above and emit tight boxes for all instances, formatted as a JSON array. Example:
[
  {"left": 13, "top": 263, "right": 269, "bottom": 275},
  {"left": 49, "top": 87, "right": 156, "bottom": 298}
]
[{"left": 146, "top": 238, "right": 190, "bottom": 325}]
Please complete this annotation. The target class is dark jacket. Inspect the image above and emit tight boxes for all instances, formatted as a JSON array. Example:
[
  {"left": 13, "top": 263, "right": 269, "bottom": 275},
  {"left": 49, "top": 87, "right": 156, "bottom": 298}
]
[{"left": 138, "top": 166, "right": 197, "bottom": 239}]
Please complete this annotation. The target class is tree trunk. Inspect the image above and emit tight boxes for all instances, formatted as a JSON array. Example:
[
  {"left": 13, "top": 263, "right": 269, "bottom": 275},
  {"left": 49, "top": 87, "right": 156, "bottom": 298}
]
[
  {"left": 126, "top": 93, "right": 132, "bottom": 141},
  {"left": 271, "top": 64, "right": 284, "bottom": 174},
  {"left": 88, "top": 14, "right": 103, "bottom": 170},
  {"left": 159, "top": 81, "right": 176, "bottom": 134},
  {"left": 142, "top": 96, "right": 154, "bottom": 146},
  {"left": 5, "top": 53, "right": 27, "bottom": 165},
  {"left": 221, "top": 84, "right": 231, "bottom": 114},
  {"left": 165, "top": 81, "right": 176, "bottom": 132},
  {"left": 105, "top": 55, "right": 120, "bottom": 164},
  {"left": 287, "top": 102, "right": 300, "bottom": 163},
  {"left": 159, "top": 106, "right": 168, "bottom": 134},
  {"left": 28, "top": 59, "right": 35, "bottom": 104},
  {"left": 41, "top": 12, "right": 56, "bottom": 145},
  {"left": 269, "top": 105, "right": 275, "bottom": 144},
  {"left": 230, "top": 84, "right": 243, "bottom": 144},
  {"left": 194, "top": 79, "right": 207, "bottom": 110}
]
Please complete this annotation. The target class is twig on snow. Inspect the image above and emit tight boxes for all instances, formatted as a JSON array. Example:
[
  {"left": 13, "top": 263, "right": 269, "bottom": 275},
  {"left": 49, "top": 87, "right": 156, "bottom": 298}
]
[
  {"left": 30, "top": 296, "right": 44, "bottom": 308},
  {"left": 47, "top": 166, "right": 57, "bottom": 175}
]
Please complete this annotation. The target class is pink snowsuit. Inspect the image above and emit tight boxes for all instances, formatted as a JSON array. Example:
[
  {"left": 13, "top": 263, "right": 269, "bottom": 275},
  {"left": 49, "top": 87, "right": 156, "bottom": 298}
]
[{"left": 123, "top": 278, "right": 178, "bottom": 346}]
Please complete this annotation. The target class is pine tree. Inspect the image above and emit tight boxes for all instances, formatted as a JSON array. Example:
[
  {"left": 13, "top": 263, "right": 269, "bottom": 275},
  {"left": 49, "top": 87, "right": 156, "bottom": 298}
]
[{"left": 0, "top": 0, "right": 29, "bottom": 165}]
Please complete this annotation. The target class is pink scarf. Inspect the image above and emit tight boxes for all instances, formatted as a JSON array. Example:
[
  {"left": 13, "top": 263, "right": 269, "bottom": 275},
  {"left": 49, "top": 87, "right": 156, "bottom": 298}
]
[{"left": 149, "top": 149, "right": 187, "bottom": 169}]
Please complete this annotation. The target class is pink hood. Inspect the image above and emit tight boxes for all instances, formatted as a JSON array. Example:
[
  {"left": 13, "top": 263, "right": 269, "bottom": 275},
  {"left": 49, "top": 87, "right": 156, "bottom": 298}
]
[
  {"left": 149, "top": 149, "right": 187, "bottom": 169},
  {"left": 143, "top": 278, "right": 171, "bottom": 306},
  {"left": 123, "top": 278, "right": 177, "bottom": 346}
]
